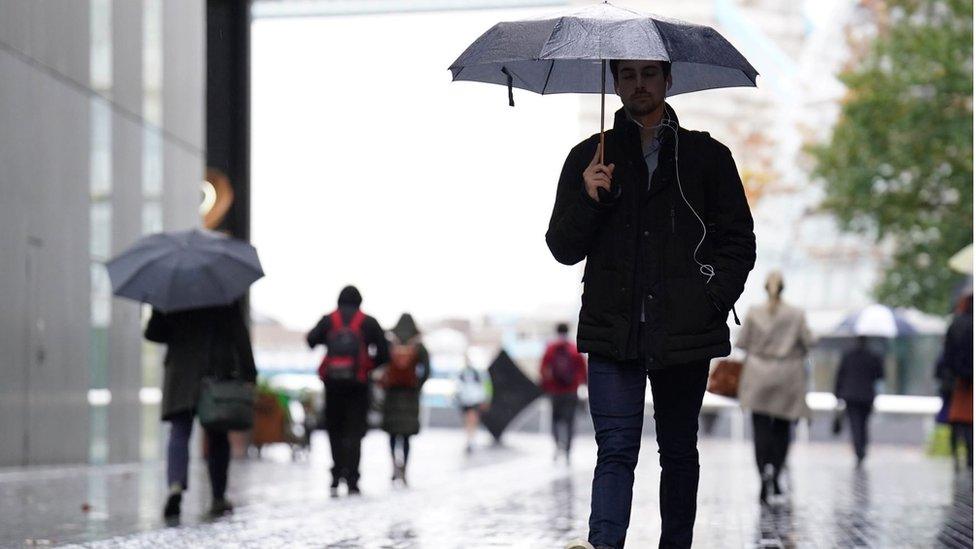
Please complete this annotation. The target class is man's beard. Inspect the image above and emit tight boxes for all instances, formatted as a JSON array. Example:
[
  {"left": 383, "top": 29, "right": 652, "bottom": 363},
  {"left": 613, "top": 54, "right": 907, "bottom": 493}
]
[{"left": 624, "top": 95, "right": 660, "bottom": 117}]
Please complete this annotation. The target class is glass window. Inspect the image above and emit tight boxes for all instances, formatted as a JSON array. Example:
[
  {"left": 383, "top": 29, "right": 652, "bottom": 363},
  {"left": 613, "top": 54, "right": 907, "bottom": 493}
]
[
  {"left": 142, "top": 0, "right": 163, "bottom": 126},
  {"left": 89, "top": 0, "right": 112, "bottom": 94},
  {"left": 142, "top": 128, "right": 163, "bottom": 198}
]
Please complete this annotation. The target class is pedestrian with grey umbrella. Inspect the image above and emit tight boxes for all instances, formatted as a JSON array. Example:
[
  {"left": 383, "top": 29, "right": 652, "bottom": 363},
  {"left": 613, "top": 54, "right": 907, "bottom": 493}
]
[
  {"left": 451, "top": 5, "right": 758, "bottom": 546},
  {"left": 146, "top": 301, "right": 257, "bottom": 521}
]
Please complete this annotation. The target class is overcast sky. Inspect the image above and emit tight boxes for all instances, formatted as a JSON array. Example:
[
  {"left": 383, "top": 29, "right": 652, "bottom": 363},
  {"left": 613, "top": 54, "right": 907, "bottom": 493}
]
[{"left": 251, "top": 8, "right": 599, "bottom": 330}]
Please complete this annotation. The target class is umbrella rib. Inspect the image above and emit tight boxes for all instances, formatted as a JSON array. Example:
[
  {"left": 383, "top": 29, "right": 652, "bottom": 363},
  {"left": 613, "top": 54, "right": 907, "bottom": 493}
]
[
  {"left": 200, "top": 261, "right": 232, "bottom": 304},
  {"left": 159, "top": 252, "right": 188, "bottom": 311},
  {"left": 541, "top": 59, "right": 556, "bottom": 95},
  {"left": 108, "top": 247, "right": 173, "bottom": 293}
]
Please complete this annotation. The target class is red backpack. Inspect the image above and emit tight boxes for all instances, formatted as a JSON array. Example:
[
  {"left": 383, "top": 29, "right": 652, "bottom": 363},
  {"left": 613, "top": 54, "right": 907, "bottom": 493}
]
[
  {"left": 550, "top": 342, "right": 578, "bottom": 387},
  {"left": 318, "top": 310, "right": 372, "bottom": 384}
]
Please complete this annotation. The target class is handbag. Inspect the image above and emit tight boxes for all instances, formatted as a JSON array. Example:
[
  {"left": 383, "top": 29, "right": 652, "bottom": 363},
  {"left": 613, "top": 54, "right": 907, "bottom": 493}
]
[
  {"left": 198, "top": 377, "right": 255, "bottom": 432},
  {"left": 707, "top": 359, "right": 743, "bottom": 398},
  {"left": 198, "top": 317, "right": 255, "bottom": 432}
]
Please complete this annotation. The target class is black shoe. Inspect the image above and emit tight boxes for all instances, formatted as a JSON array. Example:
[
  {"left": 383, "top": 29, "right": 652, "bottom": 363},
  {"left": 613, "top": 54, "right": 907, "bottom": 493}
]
[
  {"left": 163, "top": 493, "right": 182, "bottom": 519},
  {"left": 208, "top": 498, "right": 234, "bottom": 517},
  {"left": 759, "top": 475, "right": 771, "bottom": 506},
  {"left": 772, "top": 475, "right": 783, "bottom": 496},
  {"left": 347, "top": 484, "right": 361, "bottom": 496}
]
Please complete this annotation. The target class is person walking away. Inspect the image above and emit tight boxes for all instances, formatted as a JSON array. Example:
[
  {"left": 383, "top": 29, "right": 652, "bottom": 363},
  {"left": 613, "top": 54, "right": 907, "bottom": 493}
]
[
  {"left": 381, "top": 313, "right": 431, "bottom": 485},
  {"left": 934, "top": 352, "right": 965, "bottom": 470},
  {"left": 943, "top": 293, "right": 973, "bottom": 470},
  {"left": 735, "top": 271, "right": 814, "bottom": 504},
  {"left": 834, "top": 336, "right": 885, "bottom": 467},
  {"left": 145, "top": 302, "right": 257, "bottom": 520},
  {"left": 548, "top": 59, "right": 756, "bottom": 549},
  {"left": 456, "top": 362, "right": 488, "bottom": 453},
  {"left": 540, "top": 322, "right": 587, "bottom": 463},
  {"left": 307, "top": 286, "right": 389, "bottom": 496}
]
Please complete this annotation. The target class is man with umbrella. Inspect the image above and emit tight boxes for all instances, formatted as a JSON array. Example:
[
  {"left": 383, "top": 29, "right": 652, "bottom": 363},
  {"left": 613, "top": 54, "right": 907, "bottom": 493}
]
[{"left": 547, "top": 59, "right": 755, "bottom": 548}]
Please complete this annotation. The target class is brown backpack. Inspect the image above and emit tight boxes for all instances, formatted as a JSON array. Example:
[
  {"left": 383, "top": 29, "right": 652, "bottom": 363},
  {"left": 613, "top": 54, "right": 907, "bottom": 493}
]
[{"left": 383, "top": 342, "right": 420, "bottom": 388}]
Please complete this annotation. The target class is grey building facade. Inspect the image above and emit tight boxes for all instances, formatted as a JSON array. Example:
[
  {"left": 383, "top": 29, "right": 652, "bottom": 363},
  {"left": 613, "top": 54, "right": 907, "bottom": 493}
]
[{"left": 0, "top": 0, "right": 204, "bottom": 466}]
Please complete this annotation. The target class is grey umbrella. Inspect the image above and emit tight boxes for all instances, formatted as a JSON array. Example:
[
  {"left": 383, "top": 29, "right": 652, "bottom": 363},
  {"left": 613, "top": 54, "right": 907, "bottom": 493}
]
[
  {"left": 449, "top": 1, "right": 758, "bottom": 160},
  {"left": 106, "top": 229, "right": 264, "bottom": 313}
]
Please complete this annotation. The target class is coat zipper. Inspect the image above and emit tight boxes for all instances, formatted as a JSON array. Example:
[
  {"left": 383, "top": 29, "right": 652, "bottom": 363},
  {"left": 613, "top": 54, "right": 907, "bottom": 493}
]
[{"left": 670, "top": 205, "right": 676, "bottom": 234}]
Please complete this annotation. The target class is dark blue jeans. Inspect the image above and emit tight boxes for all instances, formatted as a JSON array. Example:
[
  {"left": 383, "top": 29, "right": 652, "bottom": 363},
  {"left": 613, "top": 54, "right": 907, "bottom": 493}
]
[
  {"left": 166, "top": 411, "right": 230, "bottom": 500},
  {"left": 587, "top": 357, "right": 709, "bottom": 549}
]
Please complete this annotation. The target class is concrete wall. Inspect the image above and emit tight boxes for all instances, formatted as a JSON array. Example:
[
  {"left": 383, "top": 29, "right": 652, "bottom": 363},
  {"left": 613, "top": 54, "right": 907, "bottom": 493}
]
[{"left": 0, "top": 0, "right": 204, "bottom": 466}]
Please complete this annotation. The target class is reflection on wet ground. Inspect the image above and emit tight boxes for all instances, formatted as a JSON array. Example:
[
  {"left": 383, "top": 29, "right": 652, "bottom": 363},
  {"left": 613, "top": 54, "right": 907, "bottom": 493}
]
[{"left": 0, "top": 429, "right": 970, "bottom": 548}]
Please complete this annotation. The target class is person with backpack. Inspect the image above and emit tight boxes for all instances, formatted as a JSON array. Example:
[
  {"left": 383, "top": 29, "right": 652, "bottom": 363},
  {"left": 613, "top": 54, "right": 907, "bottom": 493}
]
[
  {"left": 380, "top": 313, "right": 431, "bottom": 485},
  {"left": 540, "top": 322, "right": 587, "bottom": 463},
  {"left": 306, "top": 286, "right": 389, "bottom": 496}
]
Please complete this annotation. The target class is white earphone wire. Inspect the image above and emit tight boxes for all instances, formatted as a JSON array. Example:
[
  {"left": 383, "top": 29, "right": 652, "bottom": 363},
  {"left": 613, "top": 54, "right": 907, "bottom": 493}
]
[{"left": 653, "top": 114, "right": 715, "bottom": 284}]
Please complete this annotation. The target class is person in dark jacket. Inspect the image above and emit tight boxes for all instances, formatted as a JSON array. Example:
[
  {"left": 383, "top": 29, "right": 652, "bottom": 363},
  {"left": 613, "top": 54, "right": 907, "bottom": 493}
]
[
  {"left": 539, "top": 322, "right": 587, "bottom": 463},
  {"left": 550, "top": 59, "right": 756, "bottom": 549},
  {"left": 834, "top": 336, "right": 885, "bottom": 467},
  {"left": 307, "top": 285, "right": 389, "bottom": 496},
  {"left": 380, "top": 313, "right": 431, "bottom": 485},
  {"left": 943, "top": 293, "right": 973, "bottom": 469},
  {"left": 144, "top": 302, "right": 257, "bottom": 521}
]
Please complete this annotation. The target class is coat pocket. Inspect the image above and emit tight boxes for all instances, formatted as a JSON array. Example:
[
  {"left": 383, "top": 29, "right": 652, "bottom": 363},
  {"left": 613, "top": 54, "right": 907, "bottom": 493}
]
[{"left": 665, "top": 276, "right": 720, "bottom": 335}]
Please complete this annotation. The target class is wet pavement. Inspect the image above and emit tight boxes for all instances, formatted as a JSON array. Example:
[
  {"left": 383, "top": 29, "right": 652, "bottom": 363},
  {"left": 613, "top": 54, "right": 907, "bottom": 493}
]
[{"left": 0, "top": 429, "right": 971, "bottom": 548}]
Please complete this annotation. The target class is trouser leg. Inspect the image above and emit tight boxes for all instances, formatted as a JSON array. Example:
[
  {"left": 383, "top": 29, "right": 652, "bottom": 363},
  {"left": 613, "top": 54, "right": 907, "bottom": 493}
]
[
  {"left": 166, "top": 412, "right": 194, "bottom": 491},
  {"left": 648, "top": 362, "right": 709, "bottom": 549},
  {"left": 587, "top": 359, "right": 646, "bottom": 549},
  {"left": 204, "top": 427, "right": 230, "bottom": 500}
]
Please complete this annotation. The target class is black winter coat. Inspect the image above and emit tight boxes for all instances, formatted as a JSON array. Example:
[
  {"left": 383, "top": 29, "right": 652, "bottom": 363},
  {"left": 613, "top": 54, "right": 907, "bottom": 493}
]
[
  {"left": 546, "top": 106, "right": 756, "bottom": 366},
  {"left": 145, "top": 304, "right": 257, "bottom": 420},
  {"left": 834, "top": 346, "right": 885, "bottom": 404}
]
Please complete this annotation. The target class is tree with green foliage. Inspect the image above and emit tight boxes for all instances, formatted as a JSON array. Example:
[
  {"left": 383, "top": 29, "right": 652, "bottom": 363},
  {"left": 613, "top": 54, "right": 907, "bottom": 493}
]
[{"left": 809, "top": 0, "right": 973, "bottom": 314}]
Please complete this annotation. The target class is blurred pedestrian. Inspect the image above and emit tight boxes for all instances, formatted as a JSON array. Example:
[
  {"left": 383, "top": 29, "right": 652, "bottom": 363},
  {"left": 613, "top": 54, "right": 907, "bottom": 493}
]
[
  {"left": 943, "top": 293, "right": 973, "bottom": 470},
  {"left": 381, "top": 313, "right": 431, "bottom": 485},
  {"left": 540, "top": 322, "right": 587, "bottom": 463},
  {"left": 307, "top": 286, "right": 389, "bottom": 496},
  {"left": 735, "top": 271, "right": 814, "bottom": 504},
  {"left": 934, "top": 352, "right": 964, "bottom": 468},
  {"left": 455, "top": 362, "right": 488, "bottom": 453},
  {"left": 547, "top": 59, "right": 755, "bottom": 549},
  {"left": 145, "top": 302, "right": 257, "bottom": 520},
  {"left": 834, "top": 336, "right": 885, "bottom": 467}
]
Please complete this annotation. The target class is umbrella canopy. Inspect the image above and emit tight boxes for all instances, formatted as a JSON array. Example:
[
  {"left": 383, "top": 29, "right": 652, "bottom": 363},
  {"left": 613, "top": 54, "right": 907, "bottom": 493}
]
[
  {"left": 835, "top": 304, "right": 918, "bottom": 338},
  {"left": 949, "top": 243, "right": 973, "bottom": 275},
  {"left": 481, "top": 350, "right": 543, "bottom": 442},
  {"left": 106, "top": 229, "right": 264, "bottom": 313},
  {"left": 449, "top": 2, "right": 758, "bottom": 98}
]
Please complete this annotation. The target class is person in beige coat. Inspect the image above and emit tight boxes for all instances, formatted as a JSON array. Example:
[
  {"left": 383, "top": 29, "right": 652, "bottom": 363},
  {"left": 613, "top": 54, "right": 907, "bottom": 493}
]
[{"left": 735, "top": 271, "right": 814, "bottom": 504}]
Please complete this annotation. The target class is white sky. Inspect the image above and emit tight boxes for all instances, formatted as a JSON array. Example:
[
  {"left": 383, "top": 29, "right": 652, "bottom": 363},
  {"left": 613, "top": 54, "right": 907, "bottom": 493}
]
[{"left": 251, "top": 8, "right": 604, "bottom": 330}]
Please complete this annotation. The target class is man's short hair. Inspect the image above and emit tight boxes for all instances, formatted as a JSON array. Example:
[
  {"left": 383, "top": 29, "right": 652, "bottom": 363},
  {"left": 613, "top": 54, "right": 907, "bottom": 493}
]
[
  {"left": 608, "top": 59, "right": 672, "bottom": 84},
  {"left": 556, "top": 322, "right": 570, "bottom": 335}
]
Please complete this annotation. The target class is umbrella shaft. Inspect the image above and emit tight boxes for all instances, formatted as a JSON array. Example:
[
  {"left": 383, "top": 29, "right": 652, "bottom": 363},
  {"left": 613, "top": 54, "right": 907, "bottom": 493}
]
[{"left": 600, "top": 60, "right": 606, "bottom": 164}]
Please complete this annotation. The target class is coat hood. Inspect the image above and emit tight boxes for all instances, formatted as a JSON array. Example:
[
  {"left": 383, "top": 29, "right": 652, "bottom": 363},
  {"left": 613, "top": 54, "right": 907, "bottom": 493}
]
[
  {"left": 391, "top": 313, "right": 421, "bottom": 343},
  {"left": 337, "top": 285, "right": 363, "bottom": 308}
]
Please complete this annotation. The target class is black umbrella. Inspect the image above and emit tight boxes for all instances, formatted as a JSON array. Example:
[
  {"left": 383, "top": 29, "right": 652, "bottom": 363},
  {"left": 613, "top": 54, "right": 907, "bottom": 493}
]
[
  {"left": 449, "top": 2, "right": 758, "bottom": 163},
  {"left": 481, "top": 350, "right": 544, "bottom": 442}
]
